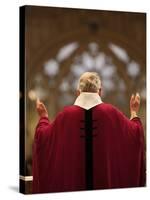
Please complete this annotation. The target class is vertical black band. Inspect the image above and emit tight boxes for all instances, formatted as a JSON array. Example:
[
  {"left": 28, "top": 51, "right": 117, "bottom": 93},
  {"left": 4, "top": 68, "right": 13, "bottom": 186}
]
[
  {"left": 19, "top": 5, "right": 26, "bottom": 194},
  {"left": 84, "top": 109, "right": 93, "bottom": 190}
]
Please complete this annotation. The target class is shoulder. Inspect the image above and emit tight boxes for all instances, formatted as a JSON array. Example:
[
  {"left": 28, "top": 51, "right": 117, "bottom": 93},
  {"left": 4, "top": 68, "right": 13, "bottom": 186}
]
[
  {"left": 95, "top": 103, "right": 126, "bottom": 120},
  {"left": 55, "top": 105, "right": 82, "bottom": 119},
  {"left": 96, "top": 103, "right": 119, "bottom": 113},
  {"left": 62, "top": 105, "right": 83, "bottom": 114},
  {"left": 62, "top": 104, "right": 120, "bottom": 114},
  {"left": 57, "top": 104, "right": 122, "bottom": 117},
  {"left": 52, "top": 106, "right": 83, "bottom": 125}
]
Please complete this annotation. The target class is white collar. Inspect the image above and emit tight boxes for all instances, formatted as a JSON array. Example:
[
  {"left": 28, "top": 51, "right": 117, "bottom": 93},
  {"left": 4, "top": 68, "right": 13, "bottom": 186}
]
[{"left": 74, "top": 92, "right": 103, "bottom": 110}]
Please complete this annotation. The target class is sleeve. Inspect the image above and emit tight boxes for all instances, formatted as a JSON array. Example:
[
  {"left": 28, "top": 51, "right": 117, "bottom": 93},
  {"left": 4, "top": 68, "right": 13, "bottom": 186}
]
[
  {"left": 130, "top": 118, "right": 146, "bottom": 186},
  {"left": 32, "top": 113, "right": 63, "bottom": 193},
  {"left": 115, "top": 108, "right": 146, "bottom": 186},
  {"left": 114, "top": 106, "right": 144, "bottom": 143},
  {"left": 34, "top": 111, "right": 64, "bottom": 148},
  {"left": 35, "top": 116, "right": 51, "bottom": 140},
  {"left": 32, "top": 116, "right": 52, "bottom": 193},
  {"left": 130, "top": 117, "right": 144, "bottom": 142}
]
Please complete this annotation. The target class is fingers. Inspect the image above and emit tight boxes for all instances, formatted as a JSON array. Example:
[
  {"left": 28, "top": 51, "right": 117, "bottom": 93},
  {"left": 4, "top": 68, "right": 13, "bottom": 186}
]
[
  {"left": 37, "top": 101, "right": 45, "bottom": 109},
  {"left": 35, "top": 97, "right": 48, "bottom": 117},
  {"left": 36, "top": 98, "right": 42, "bottom": 108},
  {"left": 36, "top": 97, "right": 40, "bottom": 107},
  {"left": 130, "top": 93, "right": 140, "bottom": 101},
  {"left": 36, "top": 99, "right": 47, "bottom": 111},
  {"left": 36, "top": 97, "right": 40, "bottom": 104},
  {"left": 135, "top": 93, "right": 140, "bottom": 101},
  {"left": 36, "top": 98, "right": 41, "bottom": 108},
  {"left": 130, "top": 94, "right": 135, "bottom": 104},
  {"left": 130, "top": 92, "right": 140, "bottom": 114},
  {"left": 36, "top": 98, "right": 45, "bottom": 108},
  {"left": 130, "top": 93, "right": 140, "bottom": 108},
  {"left": 131, "top": 94, "right": 134, "bottom": 100},
  {"left": 135, "top": 93, "right": 140, "bottom": 105}
]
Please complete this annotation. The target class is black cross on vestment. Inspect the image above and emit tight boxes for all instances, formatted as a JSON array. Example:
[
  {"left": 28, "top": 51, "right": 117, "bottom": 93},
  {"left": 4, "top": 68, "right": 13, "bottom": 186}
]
[{"left": 80, "top": 108, "right": 97, "bottom": 190}]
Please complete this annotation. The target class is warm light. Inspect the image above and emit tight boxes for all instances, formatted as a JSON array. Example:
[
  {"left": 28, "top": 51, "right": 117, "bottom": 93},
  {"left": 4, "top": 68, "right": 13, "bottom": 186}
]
[{"left": 28, "top": 90, "right": 37, "bottom": 101}]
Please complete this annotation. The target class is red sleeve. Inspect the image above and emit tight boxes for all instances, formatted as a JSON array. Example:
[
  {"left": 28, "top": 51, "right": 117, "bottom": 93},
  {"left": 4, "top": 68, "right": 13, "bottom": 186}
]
[
  {"left": 35, "top": 116, "right": 52, "bottom": 144},
  {"left": 32, "top": 112, "right": 64, "bottom": 193},
  {"left": 32, "top": 116, "right": 52, "bottom": 193},
  {"left": 113, "top": 105, "right": 144, "bottom": 143},
  {"left": 116, "top": 110, "right": 146, "bottom": 186},
  {"left": 130, "top": 117, "right": 146, "bottom": 186},
  {"left": 130, "top": 117, "right": 144, "bottom": 143}
]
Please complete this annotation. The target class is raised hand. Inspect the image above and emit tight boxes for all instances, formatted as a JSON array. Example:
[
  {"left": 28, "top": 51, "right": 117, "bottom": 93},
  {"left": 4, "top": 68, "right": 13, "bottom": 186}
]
[
  {"left": 130, "top": 93, "right": 140, "bottom": 119},
  {"left": 130, "top": 93, "right": 140, "bottom": 113},
  {"left": 36, "top": 98, "right": 48, "bottom": 118}
]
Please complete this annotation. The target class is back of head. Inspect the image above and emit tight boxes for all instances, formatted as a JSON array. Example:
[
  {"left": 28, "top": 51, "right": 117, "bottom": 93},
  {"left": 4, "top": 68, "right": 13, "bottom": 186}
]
[{"left": 77, "top": 72, "right": 101, "bottom": 93}]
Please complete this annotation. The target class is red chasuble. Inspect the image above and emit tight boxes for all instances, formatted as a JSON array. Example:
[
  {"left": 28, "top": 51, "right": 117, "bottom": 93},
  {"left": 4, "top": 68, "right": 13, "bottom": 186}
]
[{"left": 32, "top": 103, "right": 145, "bottom": 193}]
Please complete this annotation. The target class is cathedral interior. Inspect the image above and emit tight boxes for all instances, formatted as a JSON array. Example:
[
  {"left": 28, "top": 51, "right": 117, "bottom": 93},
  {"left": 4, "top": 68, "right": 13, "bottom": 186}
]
[{"left": 22, "top": 5, "right": 146, "bottom": 193}]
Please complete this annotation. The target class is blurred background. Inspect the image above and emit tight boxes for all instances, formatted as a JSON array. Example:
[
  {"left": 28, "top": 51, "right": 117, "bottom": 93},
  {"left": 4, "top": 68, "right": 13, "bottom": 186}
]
[{"left": 23, "top": 6, "right": 146, "bottom": 179}]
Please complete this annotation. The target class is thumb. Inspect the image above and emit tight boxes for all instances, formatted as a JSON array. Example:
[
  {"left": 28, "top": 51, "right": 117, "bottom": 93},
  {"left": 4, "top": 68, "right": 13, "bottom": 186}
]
[
  {"left": 37, "top": 97, "right": 40, "bottom": 102},
  {"left": 136, "top": 92, "right": 140, "bottom": 100},
  {"left": 130, "top": 94, "right": 134, "bottom": 103},
  {"left": 36, "top": 97, "right": 40, "bottom": 106}
]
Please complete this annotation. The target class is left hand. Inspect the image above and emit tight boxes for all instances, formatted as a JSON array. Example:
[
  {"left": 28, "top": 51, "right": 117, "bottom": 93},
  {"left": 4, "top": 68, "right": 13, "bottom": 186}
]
[
  {"left": 130, "top": 93, "right": 140, "bottom": 114},
  {"left": 36, "top": 98, "right": 48, "bottom": 118}
]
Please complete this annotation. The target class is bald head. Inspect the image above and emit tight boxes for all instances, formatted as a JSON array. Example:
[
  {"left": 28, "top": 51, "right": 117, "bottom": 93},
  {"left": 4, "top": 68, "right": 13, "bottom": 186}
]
[{"left": 77, "top": 72, "right": 102, "bottom": 95}]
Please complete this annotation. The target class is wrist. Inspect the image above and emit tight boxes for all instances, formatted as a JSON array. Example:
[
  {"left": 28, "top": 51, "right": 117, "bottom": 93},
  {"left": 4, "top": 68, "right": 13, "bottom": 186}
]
[
  {"left": 130, "top": 111, "right": 138, "bottom": 120},
  {"left": 40, "top": 113, "right": 48, "bottom": 118}
]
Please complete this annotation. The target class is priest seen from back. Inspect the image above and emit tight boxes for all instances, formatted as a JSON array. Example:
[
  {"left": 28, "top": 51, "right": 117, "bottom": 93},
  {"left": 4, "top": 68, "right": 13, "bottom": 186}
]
[{"left": 32, "top": 72, "right": 145, "bottom": 194}]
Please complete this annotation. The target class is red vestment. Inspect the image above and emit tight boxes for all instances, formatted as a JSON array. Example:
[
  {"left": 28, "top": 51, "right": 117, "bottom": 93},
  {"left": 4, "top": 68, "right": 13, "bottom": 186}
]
[{"left": 32, "top": 103, "right": 145, "bottom": 193}]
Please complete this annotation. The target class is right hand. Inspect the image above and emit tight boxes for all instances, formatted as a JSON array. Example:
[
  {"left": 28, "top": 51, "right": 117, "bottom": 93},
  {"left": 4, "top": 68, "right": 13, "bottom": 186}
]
[
  {"left": 36, "top": 98, "right": 48, "bottom": 118},
  {"left": 130, "top": 93, "right": 140, "bottom": 114}
]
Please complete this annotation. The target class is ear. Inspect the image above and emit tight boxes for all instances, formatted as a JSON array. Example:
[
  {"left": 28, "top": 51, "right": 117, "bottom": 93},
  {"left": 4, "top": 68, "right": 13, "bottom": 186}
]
[
  {"left": 76, "top": 90, "right": 80, "bottom": 96},
  {"left": 98, "top": 88, "right": 102, "bottom": 97}
]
